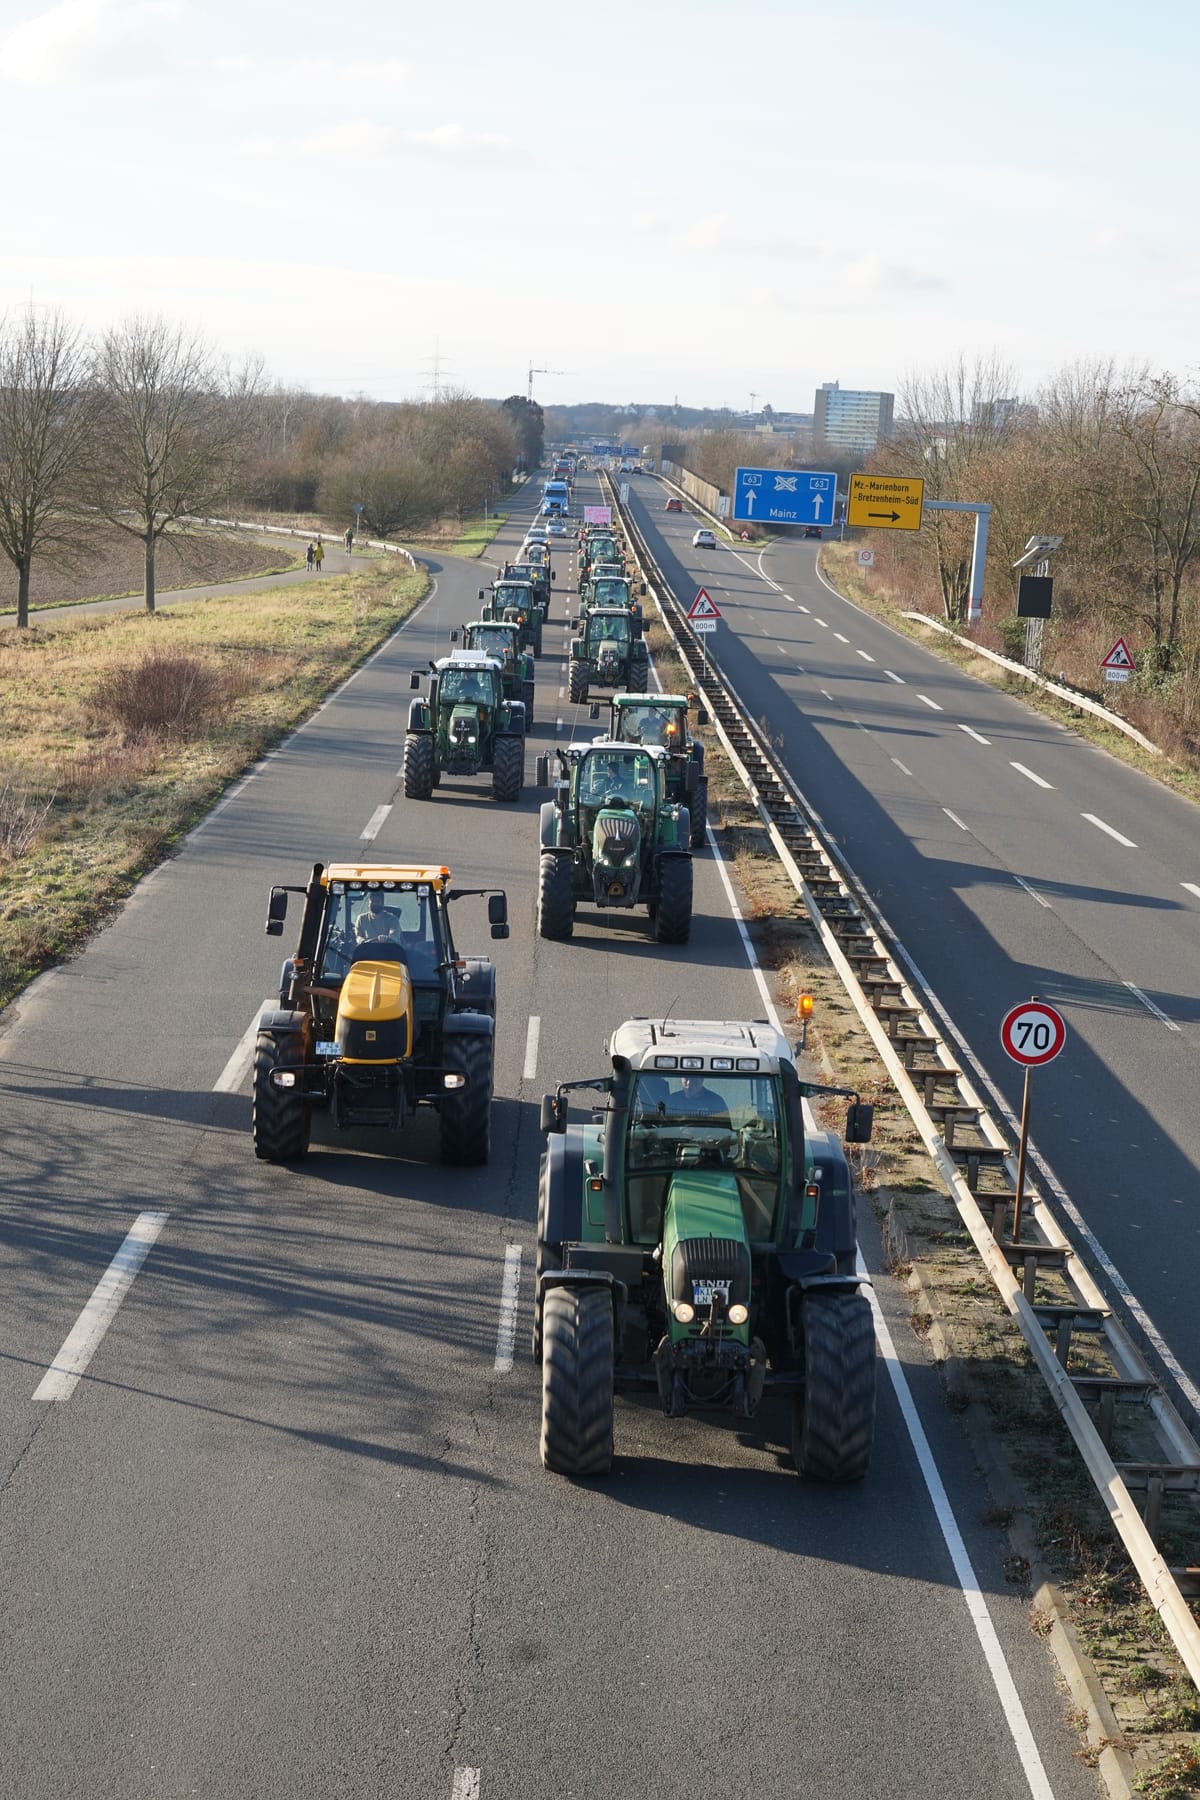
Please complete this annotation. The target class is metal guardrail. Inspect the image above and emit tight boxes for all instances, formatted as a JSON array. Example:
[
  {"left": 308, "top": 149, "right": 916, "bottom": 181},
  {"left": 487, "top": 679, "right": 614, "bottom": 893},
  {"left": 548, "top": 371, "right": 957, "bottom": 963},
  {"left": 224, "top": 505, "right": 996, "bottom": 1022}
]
[{"left": 602, "top": 473, "right": 1200, "bottom": 1688}]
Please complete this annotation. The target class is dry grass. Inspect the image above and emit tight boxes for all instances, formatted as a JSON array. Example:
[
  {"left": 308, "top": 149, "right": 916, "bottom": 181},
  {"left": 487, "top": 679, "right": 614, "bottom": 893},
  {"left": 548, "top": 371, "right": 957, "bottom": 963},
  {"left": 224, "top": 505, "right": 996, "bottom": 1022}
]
[
  {"left": 0, "top": 522, "right": 302, "bottom": 614},
  {"left": 0, "top": 558, "right": 428, "bottom": 1007}
]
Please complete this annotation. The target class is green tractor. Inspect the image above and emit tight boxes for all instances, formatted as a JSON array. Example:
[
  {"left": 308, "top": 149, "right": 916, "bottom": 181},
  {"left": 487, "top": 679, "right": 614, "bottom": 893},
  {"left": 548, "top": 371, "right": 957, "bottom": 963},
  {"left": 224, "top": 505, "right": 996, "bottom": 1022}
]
[
  {"left": 532, "top": 1017, "right": 876, "bottom": 1479},
  {"left": 254, "top": 861, "right": 508, "bottom": 1166},
  {"left": 458, "top": 621, "right": 537, "bottom": 726},
  {"left": 533, "top": 738, "right": 692, "bottom": 943},
  {"left": 596, "top": 691, "right": 709, "bottom": 848},
  {"left": 579, "top": 571, "right": 643, "bottom": 627},
  {"left": 567, "top": 606, "right": 649, "bottom": 703},
  {"left": 404, "top": 650, "right": 525, "bottom": 802},
  {"left": 578, "top": 534, "right": 624, "bottom": 587},
  {"left": 502, "top": 558, "right": 553, "bottom": 623},
  {"left": 479, "top": 579, "right": 542, "bottom": 656}
]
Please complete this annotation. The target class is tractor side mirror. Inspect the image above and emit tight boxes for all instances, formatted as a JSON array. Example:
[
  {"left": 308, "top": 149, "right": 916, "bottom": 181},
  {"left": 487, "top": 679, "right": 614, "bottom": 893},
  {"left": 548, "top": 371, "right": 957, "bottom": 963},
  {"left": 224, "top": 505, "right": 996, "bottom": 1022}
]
[
  {"left": 551, "top": 570, "right": 557, "bottom": 583},
  {"left": 478, "top": 587, "right": 485, "bottom": 601},
  {"left": 265, "top": 886, "right": 288, "bottom": 936},
  {"left": 487, "top": 893, "right": 508, "bottom": 928},
  {"left": 639, "top": 581, "right": 647, "bottom": 596},
  {"left": 540, "top": 1092, "right": 566, "bottom": 1134},
  {"left": 845, "top": 1102, "right": 874, "bottom": 1144},
  {"left": 589, "top": 702, "right": 600, "bottom": 721},
  {"left": 451, "top": 629, "right": 460, "bottom": 643},
  {"left": 410, "top": 671, "right": 421, "bottom": 689},
  {"left": 696, "top": 706, "right": 709, "bottom": 726},
  {"left": 535, "top": 753, "right": 550, "bottom": 786}
]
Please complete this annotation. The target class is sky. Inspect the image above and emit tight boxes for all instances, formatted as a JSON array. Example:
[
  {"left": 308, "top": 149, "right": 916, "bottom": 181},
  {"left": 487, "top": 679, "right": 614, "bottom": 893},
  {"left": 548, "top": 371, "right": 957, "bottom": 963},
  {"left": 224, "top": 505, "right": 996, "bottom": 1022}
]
[{"left": 1, "top": 0, "right": 1196, "bottom": 413}]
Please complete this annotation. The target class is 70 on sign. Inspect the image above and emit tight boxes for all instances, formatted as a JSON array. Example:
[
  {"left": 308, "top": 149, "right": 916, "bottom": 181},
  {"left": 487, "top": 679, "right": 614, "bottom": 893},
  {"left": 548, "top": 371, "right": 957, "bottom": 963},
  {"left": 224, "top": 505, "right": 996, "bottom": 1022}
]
[{"left": 1000, "top": 997, "right": 1067, "bottom": 1239}]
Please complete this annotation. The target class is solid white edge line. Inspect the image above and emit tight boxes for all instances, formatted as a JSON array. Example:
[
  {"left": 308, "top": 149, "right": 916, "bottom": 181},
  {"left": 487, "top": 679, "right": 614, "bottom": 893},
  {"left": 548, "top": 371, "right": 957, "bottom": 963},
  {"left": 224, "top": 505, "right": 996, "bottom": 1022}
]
[
  {"left": 33, "top": 1211, "right": 169, "bottom": 1402},
  {"left": 917, "top": 694, "right": 943, "bottom": 711},
  {"left": 958, "top": 724, "right": 991, "bottom": 746},
  {"left": 944, "top": 808, "right": 968, "bottom": 831},
  {"left": 1082, "top": 812, "right": 1137, "bottom": 848},
  {"left": 361, "top": 803, "right": 392, "bottom": 842},
  {"left": 864, "top": 1273, "right": 1056, "bottom": 1799},
  {"left": 214, "top": 1001, "right": 274, "bottom": 1092},
  {"left": 451, "top": 1769, "right": 481, "bottom": 1800},
  {"left": 1010, "top": 762, "right": 1054, "bottom": 790},
  {"left": 493, "top": 1245, "right": 522, "bottom": 1374},
  {"left": 522, "top": 1016, "right": 541, "bottom": 1081},
  {"left": 1014, "top": 876, "right": 1052, "bottom": 910},
  {"left": 1124, "top": 982, "right": 1181, "bottom": 1030}
]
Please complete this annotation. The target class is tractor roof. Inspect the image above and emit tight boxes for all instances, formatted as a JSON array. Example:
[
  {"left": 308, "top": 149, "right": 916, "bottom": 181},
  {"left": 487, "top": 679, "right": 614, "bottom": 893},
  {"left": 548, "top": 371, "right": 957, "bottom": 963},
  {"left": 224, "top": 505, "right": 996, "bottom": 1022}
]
[
  {"left": 614, "top": 692, "right": 689, "bottom": 708},
  {"left": 466, "top": 619, "right": 518, "bottom": 633},
  {"left": 587, "top": 605, "right": 635, "bottom": 617},
  {"left": 610, "top": 1017, "right": 795, "bottom": 1073},
  {"left": 574, "top": 736, "right": 667, "bottom": 762},
  {"left": 437, "top": 649, "right": 502, "bottom": 671},
  {"left": 323, "top": 864, "right": 451, "bottom": 892}
]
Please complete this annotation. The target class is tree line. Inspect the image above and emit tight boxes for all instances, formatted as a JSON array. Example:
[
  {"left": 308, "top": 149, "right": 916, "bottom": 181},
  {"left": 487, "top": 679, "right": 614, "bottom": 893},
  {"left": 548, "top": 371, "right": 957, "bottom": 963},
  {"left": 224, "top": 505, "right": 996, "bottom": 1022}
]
[{"left": 0, "top": 307, "right": 546, "bottom": 629}]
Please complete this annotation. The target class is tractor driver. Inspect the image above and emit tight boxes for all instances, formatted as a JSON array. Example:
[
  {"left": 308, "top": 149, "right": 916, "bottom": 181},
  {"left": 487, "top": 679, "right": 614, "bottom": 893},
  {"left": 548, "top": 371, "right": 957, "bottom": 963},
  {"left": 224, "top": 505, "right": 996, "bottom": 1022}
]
[
  {"left": 355, "top": 891, "right": 399, "bottom": 943},
  {"left": 669, "top": 1072, "right": 731, "bottom": 1124}
]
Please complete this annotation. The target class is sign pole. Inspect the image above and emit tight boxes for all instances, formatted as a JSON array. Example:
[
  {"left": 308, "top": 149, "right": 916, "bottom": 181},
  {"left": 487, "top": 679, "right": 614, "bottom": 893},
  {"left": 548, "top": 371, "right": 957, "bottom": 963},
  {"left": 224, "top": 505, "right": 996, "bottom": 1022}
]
[{"left": 1012, "top": 1063, "right": 1033, "bottom": 1241}]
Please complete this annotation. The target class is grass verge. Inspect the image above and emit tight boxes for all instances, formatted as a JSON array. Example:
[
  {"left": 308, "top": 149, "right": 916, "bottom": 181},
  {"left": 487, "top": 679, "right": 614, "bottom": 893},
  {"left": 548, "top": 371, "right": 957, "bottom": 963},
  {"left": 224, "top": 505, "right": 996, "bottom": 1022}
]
[
  {"left": 0, "top": 558, "right": 428, "bottom": 1012},
  {"left": 407, "top": 512, "right": 507, "bottom": 559}
]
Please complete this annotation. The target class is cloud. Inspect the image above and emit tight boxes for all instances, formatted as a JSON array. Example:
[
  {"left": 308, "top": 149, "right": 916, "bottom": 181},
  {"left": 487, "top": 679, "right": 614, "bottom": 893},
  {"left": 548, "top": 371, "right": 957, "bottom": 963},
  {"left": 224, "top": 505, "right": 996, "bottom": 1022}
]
[
  {"left": 0, "top": 0, "right": 181, "bottom": 86},
  {"left": 401, "top": 121, "right": 518, "bottom": 164},
  {"left": 240, "top": 118, "right": 519, "bottom": 169}
]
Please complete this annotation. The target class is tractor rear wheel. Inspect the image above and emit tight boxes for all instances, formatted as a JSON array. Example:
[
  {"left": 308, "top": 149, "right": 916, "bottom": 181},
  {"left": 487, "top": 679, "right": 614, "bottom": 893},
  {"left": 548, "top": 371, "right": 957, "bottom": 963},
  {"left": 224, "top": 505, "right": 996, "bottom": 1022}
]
[
  {"left": 653, "top": 856, "right": 693, "bottom": 944},
  {"left": 537, "top": 854, "right": 575, "bottom": 940},
  {"left": 792, "top": 1291, "right": 876, "bottom": 1482},
  {"left": 252, "top": 1032, "right": 310, "bottom": 1162},
  {"left": 439, "top": 1030, "right": 493, "bottom": 1165},
  {"left": 403, "top": 732, "right": 435, "bottom": 800},
  {"left": 523, "top": 679, "right": 536, "bottom": 728},
  {"left": 568, "top": 662, "right": 588, "bottom": 705},
  {"left": 532, "top": 624, "right": 544, "bottom": 658},
  {"left": 689, "top": 777, "right": 709, "bottom": 848},
  {"left": 627, "top": 660, "right": 649, "bottom": 694},
  {"left": 541, "top": 1286, "right": 614, "bottom": 1476},
  {"left": 492, "top": 734, "right": 524, "bottom": 803}
]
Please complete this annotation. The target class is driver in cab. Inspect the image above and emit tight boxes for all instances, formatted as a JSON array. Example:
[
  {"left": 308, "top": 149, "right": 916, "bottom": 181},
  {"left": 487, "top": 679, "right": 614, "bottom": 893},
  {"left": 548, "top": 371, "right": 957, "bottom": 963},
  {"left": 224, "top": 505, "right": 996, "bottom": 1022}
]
[
  {"left": 669, "top": 1072, "right": 730, "bottom": 1123},
  {"left": 355, "top": 891, "right": 399, "bottom": 944}
]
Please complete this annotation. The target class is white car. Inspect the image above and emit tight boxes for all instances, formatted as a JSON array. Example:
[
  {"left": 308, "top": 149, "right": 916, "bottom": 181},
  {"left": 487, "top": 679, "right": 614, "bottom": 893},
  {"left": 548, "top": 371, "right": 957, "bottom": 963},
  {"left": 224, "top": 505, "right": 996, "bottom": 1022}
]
[
  {"left": 693, "top": 528, "right": 718, "bottom": 549},
  {"left": 546, "top": 520, "right": 568, "bottom": 537},
  {"left": 525, "top": 525, "right": 550, "bottom": 543}
]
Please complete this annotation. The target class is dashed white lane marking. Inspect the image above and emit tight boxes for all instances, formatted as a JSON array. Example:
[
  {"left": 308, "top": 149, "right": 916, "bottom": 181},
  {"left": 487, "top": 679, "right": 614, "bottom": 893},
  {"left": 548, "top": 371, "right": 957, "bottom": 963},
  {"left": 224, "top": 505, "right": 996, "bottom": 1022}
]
[
  {"left": 783, "top": 593, "right": 796, "bottom": 602},
  {"left": 958, "top": 724, "right": 991, "bottom": 745},
  {"left": 361, "top": 803, "right": 391, "bottom": 841},
  {"left": 884, "top": 669, "right": 905, "bottom": 683},
  {"left": 855, "top": 649, "right": 875, "bottom": 662},
  {"left": 1010, "top": 761, "right": 1053, "bottom": 789},
  {"left": 1184, "top": 882, "right": 1200, "bottom": 900},
  {"left": 814, "top": 617, "right": 828, "bottom": 628},
  {"left": 451, "top": 1770, "right": 481, "bottom": 1800},
  {"left": 555, "top": 716, "right": 564, "bottom": 733},
  {"left": 1125, "top": 983, "right": 1181, "bottom": 1030},
  {"left": 891, "top": 757, "right": 913, "bottom": 776},
  {"left": 214, "top": 1001, "right": 274, "bottom": 1092},
  {"left": 34, "top": 1211, "right": 169, "bottom": 1402},
  {"left": 943, "top": 808, "right": 968, "bottom": 831},
  {"left": 797, "top": 603, "right": 810, "bottom": 614},
  {"left": 834, "top": 632, "right": 849, "bottom": 643},
  {"left": 1083, "top": 812, "right": 1137, "bottom": 848},
  {"left": 522, "top": 1015, "right": 541, "bottom": 1080},
  {"left": 493, "top": 1245, "right": 522, "bottom": 1374},
  {"left": 776, "top": 644, "right": 790, "bottom": 656},
  {"left": 1014, "top": 876, "right": 1051, "bottom": 909},
  {"left": 917, "top": 694, "right": 943, "bottom": 711}
]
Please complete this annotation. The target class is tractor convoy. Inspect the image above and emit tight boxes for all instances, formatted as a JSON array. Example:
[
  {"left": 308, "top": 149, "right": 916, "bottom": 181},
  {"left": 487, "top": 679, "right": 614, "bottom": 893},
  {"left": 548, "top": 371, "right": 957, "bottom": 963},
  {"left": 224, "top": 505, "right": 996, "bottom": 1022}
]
[{"left": 254, "top": 469, "right": 877, "bottom": 1484}]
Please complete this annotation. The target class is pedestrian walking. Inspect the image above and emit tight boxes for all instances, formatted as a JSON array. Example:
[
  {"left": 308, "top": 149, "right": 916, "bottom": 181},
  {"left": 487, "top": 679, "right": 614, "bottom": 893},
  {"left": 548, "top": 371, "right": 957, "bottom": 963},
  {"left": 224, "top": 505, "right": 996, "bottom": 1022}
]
[
  {"left": 344, "top": 528, "right": 354, "bottom": 554},
  {"left": 314, "top": 539, "right": 325, "bottom": 573},
  {"left": 305, "top": 541, "right": 315, "bottom": 571}
]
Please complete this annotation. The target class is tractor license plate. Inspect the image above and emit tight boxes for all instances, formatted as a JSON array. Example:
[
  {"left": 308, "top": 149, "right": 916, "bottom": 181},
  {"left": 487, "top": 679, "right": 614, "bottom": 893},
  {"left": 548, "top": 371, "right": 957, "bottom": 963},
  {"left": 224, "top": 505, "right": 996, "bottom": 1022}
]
[
  {"left": 316, "top": 1041, "right": 338, "bottom": 1058},
  {"left": 692, "top": 1279, "right": 731, "bottom": 1306}
]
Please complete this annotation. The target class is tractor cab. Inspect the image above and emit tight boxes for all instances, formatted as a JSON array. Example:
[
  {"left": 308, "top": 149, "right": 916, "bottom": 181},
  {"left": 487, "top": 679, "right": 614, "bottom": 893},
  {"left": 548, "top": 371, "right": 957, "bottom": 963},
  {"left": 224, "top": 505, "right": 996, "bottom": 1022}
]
[
  {"left": 602, "top": 692, "right": 709, "bottom": 848},
  {"left": 480, "top": 579, "right": 542, "bottom": 655}
]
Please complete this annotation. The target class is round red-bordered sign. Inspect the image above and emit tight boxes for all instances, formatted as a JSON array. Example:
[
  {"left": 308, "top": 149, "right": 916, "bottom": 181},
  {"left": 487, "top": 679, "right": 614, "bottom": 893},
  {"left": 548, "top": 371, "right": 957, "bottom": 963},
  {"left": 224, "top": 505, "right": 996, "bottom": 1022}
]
[{"left": 1000, "top": 1000, "right": 1067, "bottom": 1067}]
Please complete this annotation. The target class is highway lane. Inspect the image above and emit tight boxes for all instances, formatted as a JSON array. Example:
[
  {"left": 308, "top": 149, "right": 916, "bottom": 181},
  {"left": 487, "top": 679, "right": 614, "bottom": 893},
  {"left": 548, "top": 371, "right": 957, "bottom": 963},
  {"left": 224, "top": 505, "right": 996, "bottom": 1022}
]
[
  {"left": 0, "top": 480, "right": 1100, "bottom": 1796},
  {"left": 628, "top": 475, "right": 1200, "bottom": 1409}
]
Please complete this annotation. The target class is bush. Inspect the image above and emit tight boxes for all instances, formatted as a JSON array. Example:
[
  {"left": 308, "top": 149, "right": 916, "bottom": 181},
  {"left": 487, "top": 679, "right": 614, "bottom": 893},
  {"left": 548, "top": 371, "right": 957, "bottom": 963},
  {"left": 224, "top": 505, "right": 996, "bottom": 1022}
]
[
  {"left": 0, "top": 778, "right": 56, "bottom": 860},
  {"left": 996, "top": 616, "right": 1028, "bottom": 661},
  {"left": 88, "top": 652, "right": 225, "bottom": 739}
]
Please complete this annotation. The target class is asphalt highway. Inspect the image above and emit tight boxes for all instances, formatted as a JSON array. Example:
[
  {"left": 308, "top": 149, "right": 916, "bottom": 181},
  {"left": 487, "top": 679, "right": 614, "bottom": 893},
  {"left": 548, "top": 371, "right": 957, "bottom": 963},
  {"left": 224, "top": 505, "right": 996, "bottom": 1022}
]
[
  {"left": 0, "top": 476, "right": 1101, "bottom": 1798},
  {"left": 628, "top": 474, "right": 1200, "bottom": 1422}
]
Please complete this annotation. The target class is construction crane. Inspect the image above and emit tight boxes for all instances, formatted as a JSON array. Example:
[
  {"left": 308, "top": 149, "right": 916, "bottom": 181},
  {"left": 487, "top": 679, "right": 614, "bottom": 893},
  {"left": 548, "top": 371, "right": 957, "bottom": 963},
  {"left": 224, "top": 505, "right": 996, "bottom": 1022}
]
[{"left": 527, "top": 363, "right": 570, "bottom": 403}]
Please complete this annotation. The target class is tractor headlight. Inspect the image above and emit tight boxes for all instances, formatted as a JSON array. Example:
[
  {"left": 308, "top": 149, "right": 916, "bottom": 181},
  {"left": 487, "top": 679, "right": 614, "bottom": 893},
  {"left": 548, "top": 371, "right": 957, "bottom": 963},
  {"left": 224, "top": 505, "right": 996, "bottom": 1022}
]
[
  {"left": 271, "top": 1071, "right": 297, "bottom": 1089},
  {"left": 444, "top": 1073, "right": 467, "bottom": 1090},
  {"left": 728, "top": 1303, "right": 749, "bottom": 1326},
  {"left": 673, "top": 1300, "right": 695, "bottom": 1324}
]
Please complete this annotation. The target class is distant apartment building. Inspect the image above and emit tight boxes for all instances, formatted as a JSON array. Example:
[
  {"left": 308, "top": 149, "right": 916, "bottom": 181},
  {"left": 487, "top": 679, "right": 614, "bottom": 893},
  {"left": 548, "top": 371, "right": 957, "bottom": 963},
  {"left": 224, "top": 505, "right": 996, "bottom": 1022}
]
[
  {"left": 813, "top": 381, "right": 895, "bottom": 452},
  {"left": 971, "top": 397, "right": 1035, "bottom": 430}
]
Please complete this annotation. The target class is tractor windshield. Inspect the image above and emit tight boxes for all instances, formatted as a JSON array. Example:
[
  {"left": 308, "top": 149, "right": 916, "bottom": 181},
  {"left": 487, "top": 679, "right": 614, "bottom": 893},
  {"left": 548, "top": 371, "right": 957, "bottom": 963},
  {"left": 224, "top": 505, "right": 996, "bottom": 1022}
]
[
  {"left": 589, "top": 615, "right": 630, "bottom": 649},
  {"left": 578, "top": 750, "right": 656, "bottom": 809},
  {"left": 591, "top": 579, "right": 629, "bottom": 605},
  {"left": 620, "top": 704, "right": 683, "bottom": 749},
  {"left": 474, "top": 630, "right": 514, "bottom": 664},
  {"left": 626, "top": 1072, "right": 784, "bottom": 1244},
  {"left": 316, "top": 886, "right": 446, "bottom": 983},
  {"left": 440, "top": 669, "right": 495, "bottom": 706},
  {"left": 494, "top": 587, "right": 529, "bottom": 615}
]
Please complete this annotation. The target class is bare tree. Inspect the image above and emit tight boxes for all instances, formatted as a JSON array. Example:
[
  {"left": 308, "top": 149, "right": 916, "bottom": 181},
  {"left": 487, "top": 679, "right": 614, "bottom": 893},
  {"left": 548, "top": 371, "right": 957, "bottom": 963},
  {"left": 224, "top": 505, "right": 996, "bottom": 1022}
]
[
  {"left": 1107, "top": 373, "right": 1200, "bottom": 672},
  {"left": 89, "top": 317, "right": 261, "bottom": 612},
  {"left": 0, "top": 308, "right": 97, "bottom": 630}
]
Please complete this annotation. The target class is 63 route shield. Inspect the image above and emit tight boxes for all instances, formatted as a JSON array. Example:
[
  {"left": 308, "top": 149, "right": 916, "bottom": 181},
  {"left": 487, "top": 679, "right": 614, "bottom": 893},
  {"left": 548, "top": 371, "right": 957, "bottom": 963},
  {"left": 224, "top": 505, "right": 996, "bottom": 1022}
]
[{"left": 1000, "top": 1000, "right": 1067, "bottom": 1067}]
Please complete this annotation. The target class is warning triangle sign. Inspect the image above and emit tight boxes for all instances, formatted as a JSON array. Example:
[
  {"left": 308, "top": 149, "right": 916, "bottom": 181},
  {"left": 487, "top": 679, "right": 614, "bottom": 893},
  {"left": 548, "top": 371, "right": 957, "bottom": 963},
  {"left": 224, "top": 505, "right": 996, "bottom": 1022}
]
[
  {"left": 687, "top": 587, "right": 722, "bottom": 620},
  {"left": 1101, "top": 637, "right": 1134, "bottom": 670}
]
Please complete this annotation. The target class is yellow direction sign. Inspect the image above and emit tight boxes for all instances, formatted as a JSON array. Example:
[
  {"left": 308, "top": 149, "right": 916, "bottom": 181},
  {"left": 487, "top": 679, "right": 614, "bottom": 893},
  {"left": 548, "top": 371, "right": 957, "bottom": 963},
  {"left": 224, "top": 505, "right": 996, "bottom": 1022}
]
[{"left": 847, "top": 473, "right": 924, "bottom": 532}]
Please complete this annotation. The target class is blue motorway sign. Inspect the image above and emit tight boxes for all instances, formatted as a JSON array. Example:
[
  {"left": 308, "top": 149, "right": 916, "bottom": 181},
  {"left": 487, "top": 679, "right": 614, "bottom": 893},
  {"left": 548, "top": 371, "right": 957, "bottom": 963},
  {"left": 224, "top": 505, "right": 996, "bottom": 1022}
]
[{"left": 732, "top": 466, "right": 837, "bottom": 525}]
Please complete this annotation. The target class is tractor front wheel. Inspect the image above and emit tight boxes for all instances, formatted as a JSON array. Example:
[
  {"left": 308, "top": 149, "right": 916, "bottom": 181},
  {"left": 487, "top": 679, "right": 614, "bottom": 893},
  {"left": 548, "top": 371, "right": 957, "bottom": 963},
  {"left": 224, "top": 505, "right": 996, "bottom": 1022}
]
[
  {"left": 439, "top": 1030, "right": 493, "bottom": 1165},
  {"left": 537, "top": 854, "right": 575, "bottom": 940},
  {"left": 252, "top": 1032, "right": 311, "bottom": 1162},
  {"left": 653, "top": 856, "right": 693, "bottom": 945},
  {"left": 403, "top": 732, "right": 435, "bottom": 800},
  {"left": 792, "top": 1290, "right": 876, "bottom": 1482},
  {"left": 627, "top": 660, "right": 649, "bottom": 694},
  {"left": 492, "top": 734, "right": 524, "bottom": 803},
  {"left": 568, "top": 663, "right": 588, "bottom": 705},
  {"left": 540, "top": 1286, "right": 614, "bottom": 1476}
]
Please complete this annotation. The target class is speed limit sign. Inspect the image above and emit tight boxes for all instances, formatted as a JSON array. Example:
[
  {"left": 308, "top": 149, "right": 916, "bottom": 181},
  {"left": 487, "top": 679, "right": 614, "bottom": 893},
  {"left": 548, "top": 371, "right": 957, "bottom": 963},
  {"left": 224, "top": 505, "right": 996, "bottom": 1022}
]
[{"left": 1000, "top": 1000, "right": 1067, "bottom": 1067}]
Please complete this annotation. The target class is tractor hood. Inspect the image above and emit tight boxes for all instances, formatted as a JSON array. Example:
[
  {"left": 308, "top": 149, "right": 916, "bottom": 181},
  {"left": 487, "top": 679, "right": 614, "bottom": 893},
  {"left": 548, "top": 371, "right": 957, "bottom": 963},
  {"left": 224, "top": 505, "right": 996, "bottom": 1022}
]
[
  {"left": 590, "top": 805, "right": 642, "bottom": 906},
  {"left": 445, "top": 704, "right": 485, "bottom": 771},
  {"left": 662, "top": 1170, "right": 752, "bottom": 1346},
  {"left": 335, "top": 960, "right": 414, "bottom": 1064}
]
